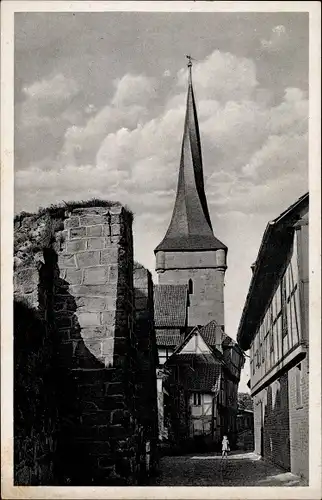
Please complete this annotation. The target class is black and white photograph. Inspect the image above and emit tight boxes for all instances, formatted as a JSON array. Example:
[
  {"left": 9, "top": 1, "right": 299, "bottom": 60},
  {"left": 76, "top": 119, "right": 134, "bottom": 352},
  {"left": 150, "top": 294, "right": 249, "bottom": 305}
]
[{"left": 1, "top": 1, "right": 321, "bottom": 498}]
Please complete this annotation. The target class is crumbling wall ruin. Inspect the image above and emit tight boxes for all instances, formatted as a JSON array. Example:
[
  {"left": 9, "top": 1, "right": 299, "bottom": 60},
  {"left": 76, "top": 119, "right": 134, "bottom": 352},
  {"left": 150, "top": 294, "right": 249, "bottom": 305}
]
[{"left": 14, "top": 202, "right": 158, "bottom": 485}]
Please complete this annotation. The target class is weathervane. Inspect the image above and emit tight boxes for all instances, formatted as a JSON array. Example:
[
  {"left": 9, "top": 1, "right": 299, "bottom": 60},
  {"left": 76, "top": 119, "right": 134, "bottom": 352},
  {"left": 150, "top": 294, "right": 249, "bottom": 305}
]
[{"left": 185, "top": 54, "right": 196, "bottom": 68}]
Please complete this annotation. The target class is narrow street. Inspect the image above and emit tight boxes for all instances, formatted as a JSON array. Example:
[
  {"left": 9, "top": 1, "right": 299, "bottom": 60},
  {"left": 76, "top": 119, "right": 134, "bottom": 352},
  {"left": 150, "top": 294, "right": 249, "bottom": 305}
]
[{"left": 150, "top": 451, "right": 307, "bottom": 486}]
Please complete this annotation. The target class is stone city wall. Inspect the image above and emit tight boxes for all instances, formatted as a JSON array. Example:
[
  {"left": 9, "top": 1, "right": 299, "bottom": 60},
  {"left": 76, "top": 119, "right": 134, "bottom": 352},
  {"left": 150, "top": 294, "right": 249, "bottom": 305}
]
[{"left": 14, "top": 202, "right": 157, "bottom": 485}]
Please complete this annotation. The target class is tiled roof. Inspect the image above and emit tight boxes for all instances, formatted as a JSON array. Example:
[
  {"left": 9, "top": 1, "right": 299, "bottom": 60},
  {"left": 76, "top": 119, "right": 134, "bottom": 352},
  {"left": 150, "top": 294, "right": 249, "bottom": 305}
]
[
  {"left": 154, "top": 284, "right": 188, "bottom": 328},
  {"left": 156, "top": 329, "right": 181, "bottom": 347},
  {"left": 185, "top": 363, "right": 221, "bottom": 392},
  {"left": 166, "top": 353, "right": 221, "bottom": 392},
  {"left": 199, "top": 320, "right": 224, "bottom": 348}
]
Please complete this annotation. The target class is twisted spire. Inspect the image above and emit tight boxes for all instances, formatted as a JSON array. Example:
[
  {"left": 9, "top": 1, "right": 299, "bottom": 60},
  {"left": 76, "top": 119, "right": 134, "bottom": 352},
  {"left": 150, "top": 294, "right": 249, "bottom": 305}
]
[{"left": 155, "top": 59, "right": 226, "bottom": 253}]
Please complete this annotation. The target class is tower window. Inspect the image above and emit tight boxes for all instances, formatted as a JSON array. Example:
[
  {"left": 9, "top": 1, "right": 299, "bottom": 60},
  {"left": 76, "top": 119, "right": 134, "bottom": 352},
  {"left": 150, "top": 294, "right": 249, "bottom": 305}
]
[{"left": 188, "top": 279, "right": 193, "bottom": 294}]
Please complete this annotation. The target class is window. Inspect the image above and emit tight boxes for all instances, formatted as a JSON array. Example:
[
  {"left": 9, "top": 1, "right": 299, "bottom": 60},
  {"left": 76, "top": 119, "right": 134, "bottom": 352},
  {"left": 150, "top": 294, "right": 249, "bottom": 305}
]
[
  {"left": 281, "top": 274, "right": 288, "bottom": 337},
  {"left": 270, "top": 327, "right": 274, "bottom": 352},
  {"left": 188, "top": 278, "right": 193, "bottom": 294},
  {"left": 296, "top": 363, "right": 303, "bottom": 408},
  {"left": 158, "top": 347, "right": 173, "bottom": 365},
  {"left": 193, "top": 392, "right": 202, "bottom": 406}
]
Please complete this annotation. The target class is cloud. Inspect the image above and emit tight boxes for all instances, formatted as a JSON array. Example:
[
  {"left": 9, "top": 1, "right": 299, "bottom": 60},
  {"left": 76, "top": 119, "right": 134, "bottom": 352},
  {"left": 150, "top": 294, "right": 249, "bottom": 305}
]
[
  {"left": 15, "top": 49, "right": 308, "bottom": 226},
  {"left": 111, "top": 74, "right": 157, "bottom": 107},
  {"left": 261, "top": 24, "right": 289, "bottom": 52},
  {"left": 177, "top": 50, "right": 258, "bottom": 101},
  {"left": 23, "top": 73, "right": 79, "bottom": 102}
]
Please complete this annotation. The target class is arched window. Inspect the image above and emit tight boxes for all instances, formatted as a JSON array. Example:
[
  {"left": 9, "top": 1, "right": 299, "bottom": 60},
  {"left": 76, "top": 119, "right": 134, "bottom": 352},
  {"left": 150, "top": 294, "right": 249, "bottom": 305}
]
[{"left": 188, "top": 278, "right": 193, "bottom": 294}]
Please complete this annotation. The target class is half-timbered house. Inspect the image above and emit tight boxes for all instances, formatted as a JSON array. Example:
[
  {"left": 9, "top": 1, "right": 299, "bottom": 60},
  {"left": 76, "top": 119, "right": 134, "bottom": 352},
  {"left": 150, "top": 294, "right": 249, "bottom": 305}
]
[{"left": 237, "top": 193, "right": 309, "bottom": 480}]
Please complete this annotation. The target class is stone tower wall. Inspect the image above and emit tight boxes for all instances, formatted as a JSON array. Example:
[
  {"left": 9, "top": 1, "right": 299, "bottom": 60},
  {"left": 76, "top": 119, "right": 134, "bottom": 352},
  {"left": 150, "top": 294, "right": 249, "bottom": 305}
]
[
  {"left": 157, "top": 250, "right": 226, "bottom": 328},
  {"left": 13, "top": 203, "right": 156, "bottom": 485}
]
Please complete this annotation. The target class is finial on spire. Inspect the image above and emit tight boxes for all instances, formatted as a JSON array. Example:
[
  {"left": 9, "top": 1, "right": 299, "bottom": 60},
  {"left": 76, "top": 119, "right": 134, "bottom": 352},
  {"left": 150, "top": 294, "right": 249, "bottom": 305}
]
[
  {"left": 186, "top": 54, "right": 193, "bottom": 68},
  {"left": 185, "top": 54, "right": 195, "bottom": 84}
]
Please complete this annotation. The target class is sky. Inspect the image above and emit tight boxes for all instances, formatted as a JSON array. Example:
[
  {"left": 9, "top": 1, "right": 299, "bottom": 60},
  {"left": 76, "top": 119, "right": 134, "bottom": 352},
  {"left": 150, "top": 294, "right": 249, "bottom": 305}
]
[{"left": 14, "top": 11, "right": 309, "bottom": 392}]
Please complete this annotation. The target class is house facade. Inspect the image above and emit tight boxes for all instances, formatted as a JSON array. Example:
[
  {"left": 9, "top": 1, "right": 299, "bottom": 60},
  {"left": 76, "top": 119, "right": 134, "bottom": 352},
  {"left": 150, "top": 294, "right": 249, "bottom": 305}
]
[
  {"left": 164, "top": 322, "right": 244, "bottom": 449},
  {"left": 237, "top": 193, "right": 309, "bottom": 480}
]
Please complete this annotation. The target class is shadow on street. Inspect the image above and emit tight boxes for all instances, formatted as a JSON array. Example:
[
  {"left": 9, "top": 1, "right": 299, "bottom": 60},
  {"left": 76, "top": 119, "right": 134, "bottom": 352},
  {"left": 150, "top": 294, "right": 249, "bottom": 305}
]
[{"left": 150, "top": 451, "right": 308, "bottom": 486}]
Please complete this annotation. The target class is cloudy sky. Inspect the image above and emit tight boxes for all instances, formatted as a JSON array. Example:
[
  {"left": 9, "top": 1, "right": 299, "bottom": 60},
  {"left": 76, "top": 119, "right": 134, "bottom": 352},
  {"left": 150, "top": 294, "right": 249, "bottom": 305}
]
[{"left": 14, "top": 11, "right": 309, "bottom": 391}]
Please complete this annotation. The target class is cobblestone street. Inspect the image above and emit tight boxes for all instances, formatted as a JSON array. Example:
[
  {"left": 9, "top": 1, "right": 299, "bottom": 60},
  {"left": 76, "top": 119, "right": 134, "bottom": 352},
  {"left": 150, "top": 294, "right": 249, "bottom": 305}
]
[{"left": 151, "top": 452, "right": 307, "bottom": 486}]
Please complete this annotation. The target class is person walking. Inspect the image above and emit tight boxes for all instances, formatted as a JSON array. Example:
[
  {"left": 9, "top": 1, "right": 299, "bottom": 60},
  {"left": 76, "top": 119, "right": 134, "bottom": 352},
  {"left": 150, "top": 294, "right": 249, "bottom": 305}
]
[{"left": 221, "top": 435, "right": 230, "bottom": 459}]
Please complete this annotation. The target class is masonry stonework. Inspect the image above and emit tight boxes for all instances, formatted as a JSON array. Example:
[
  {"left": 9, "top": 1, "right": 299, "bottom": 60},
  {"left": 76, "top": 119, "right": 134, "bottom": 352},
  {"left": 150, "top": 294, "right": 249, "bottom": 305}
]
[
  {"left": 14, "top": 203, "right": 156, "bottom": 485},
  {"left": 133, "top": 264, "right": 159, "bottom": 478},
  {"left": 288, "top": 355, "right": 309, "bottom": 479},
  {"left": 157, "top": 250, "right": 225, "bottom": 327}
]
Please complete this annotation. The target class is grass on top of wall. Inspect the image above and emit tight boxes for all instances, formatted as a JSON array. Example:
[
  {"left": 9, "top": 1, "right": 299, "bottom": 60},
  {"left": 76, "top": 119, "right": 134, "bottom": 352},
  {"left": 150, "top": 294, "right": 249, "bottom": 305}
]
[{"left": 14, "top": 198, "right": 134, "bottom": 224}]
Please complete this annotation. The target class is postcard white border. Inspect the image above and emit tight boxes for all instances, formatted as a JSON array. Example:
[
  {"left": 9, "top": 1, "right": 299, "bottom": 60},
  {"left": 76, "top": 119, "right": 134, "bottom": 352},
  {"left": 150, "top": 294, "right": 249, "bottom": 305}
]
[{"left": 1, "top": 1, "right": 321, "bottom": 499}]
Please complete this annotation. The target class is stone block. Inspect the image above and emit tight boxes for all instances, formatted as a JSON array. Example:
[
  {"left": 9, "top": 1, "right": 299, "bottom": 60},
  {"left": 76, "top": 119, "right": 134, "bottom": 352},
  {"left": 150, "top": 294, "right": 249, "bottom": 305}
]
[
  {"left": 80, "top": 215, "right": 107, "bottom": 226},
  {"left": 81, "top": 411, "right": 111, "bottom": 427},
  {"left": 78, "top": 312, "right": 101, "bottom": 327},
  {"left": 133, "top": 267, "right": 148, "bottom": 279},
  {"left": 108, "top": 265, "right": 118, "bottom": 283},
  {"left": 58, "top": 329, "right": 70, "bottom": 341},
  {"left": 87, "top": 440, "right": 112, "bottom": 456},
  {"left": 108, "top": 425, "right": 128, "bottom": 439},
  {"left": 65, "top": 268, "right": 82, "bottom": 285},
  {"left": 111, "top": 224, "right": 120, "bottom": 236},
  {"left": 55, "top": 313, "right": 73, "bottom": 329},
  {"left": 101, "top": 338, "right": 114, "bottom": 355},
  {"left": 134, "top": 296, "right": 148, "bottom": 310},
  {"left": 70, "top": 227, "right": 86, "bottom": 239},
  {"left": 78, "top": 380, "right": 106, "bottom": 400},
  {"left": 14, "top": 267, "right": 39, "bottom": 293},
  {"left": 101, "top": 311, "right": 116, "bottom": 326},
  {"left": 110, "top": 205, "right": 123, "bottom": 215},
  {"left": 87, "top": 238, "right": 104, "bottom": 250},
  {"left": 59, "top": 269, "right": 67, "bottom": 280},
  {"left": 67, "top": 239, "right": 86, "bottom": 252},
  {"left": 87, "top": 225, "right": 103, "bottom": 237},
  {"left": 71, "top": 284, "right": 112, "bottom": 296},
  {"left": 83, "top": 266, "right": 109, "bottom": 285},
  {"left": 81, "top": 327, "right": 106, "bottom": 340},
  {"left": 105, "top": 381, "right": 124, "bottom": 396},
  {"left": 64, "top": 217, "right": 80, "bottom": 229},
  {"left": 100, "top": 395, "right": 125, "bottom": 410},
  {"left": 100, "top": 248, "right": 119, "bottom": 265},
  {"left": 76, "top": 251, "right": 100, "bottom": 268},
  {"left": 102, "top": 225, "right": 111, "bottom": 238},
  {"left": 111, "top": 409, "right": 131, "bottom": 427},
  {"left": 58, "top": 254, "right": 76, "bottom": 268},
  {"left": 83, "top": 339, "right": 102, "bottom": 358},
  {"left": 77, "top": 296, "right": 106, "bottom": 311}
]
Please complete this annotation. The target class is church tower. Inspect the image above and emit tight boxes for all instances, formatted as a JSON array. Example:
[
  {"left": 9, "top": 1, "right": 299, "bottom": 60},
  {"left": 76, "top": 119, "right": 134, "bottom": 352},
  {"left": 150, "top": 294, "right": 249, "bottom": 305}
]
[{"left": 154, "top": 59, "right": 227, "bottom": 329}]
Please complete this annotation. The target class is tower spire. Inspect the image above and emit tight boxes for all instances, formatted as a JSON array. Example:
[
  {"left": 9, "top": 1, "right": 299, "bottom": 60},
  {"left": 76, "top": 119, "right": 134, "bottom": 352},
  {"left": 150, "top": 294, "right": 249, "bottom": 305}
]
[{"left": 155, "top": 58, "right": 226, "bottom": 253}]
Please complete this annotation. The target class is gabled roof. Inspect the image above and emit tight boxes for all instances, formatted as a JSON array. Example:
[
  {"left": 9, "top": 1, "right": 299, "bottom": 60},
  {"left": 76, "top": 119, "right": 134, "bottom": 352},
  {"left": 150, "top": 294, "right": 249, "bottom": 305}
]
[
  {"left": 237, "top": 192, "right": 309, "bottom": 350},
  {"left": 156, "top": 329, "right": 181, "bottom": 347},
  {"left": 167, "top": 325, "right": 224, "bottom": 365},
  {"left": 154, "top": 284, "right": 189, "bottom": 328},
  {"left": 154, "top": 64, "right": 226, "bottom": 253}
]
